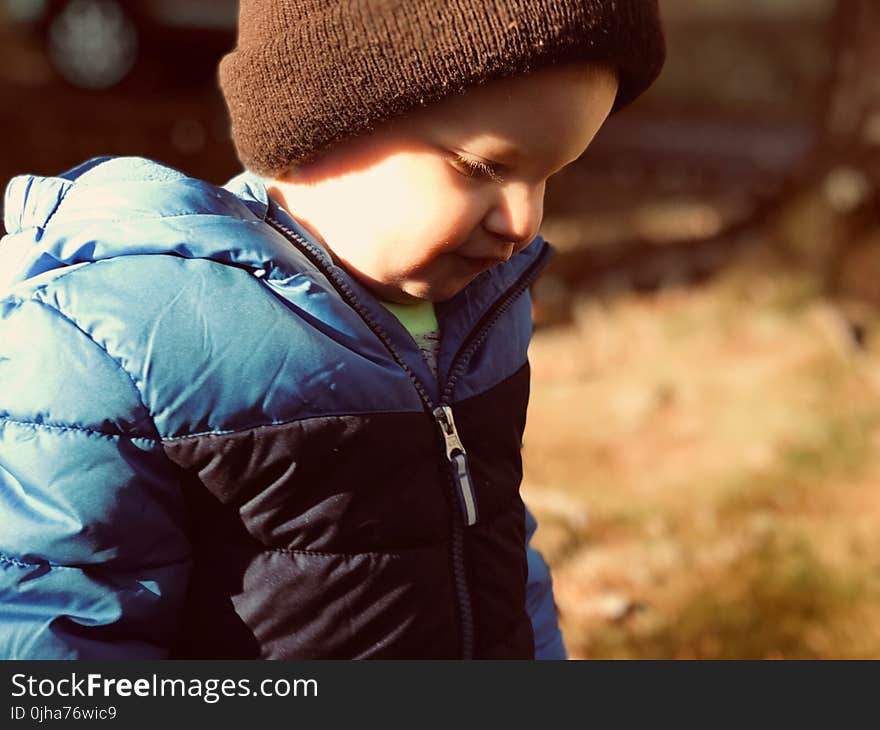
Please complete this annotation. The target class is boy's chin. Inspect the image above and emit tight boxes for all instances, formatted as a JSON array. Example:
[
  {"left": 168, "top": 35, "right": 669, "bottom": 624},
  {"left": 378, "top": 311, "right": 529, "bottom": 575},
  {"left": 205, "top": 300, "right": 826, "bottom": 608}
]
[
  {"left": 363, "top": 275, "right": 471, "bottom": 305},
  {"left": 396, "top": 279, "right": 470, "bottom": 304}
]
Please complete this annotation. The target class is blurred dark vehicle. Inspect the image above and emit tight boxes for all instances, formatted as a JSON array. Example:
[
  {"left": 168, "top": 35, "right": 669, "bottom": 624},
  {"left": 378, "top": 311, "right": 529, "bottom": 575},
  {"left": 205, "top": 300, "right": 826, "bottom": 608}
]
[
  {"left": 2, "top": 0, "right": 237, "bottom": 90},
  {"left": 566, "top": 0, "right": 836, "bottom": 213},
  {"left": 0, "top": 0, "right": 243, "bottom": 223},
  {"left": 533, "top": 0, "right": 841, "bottom": 307}
]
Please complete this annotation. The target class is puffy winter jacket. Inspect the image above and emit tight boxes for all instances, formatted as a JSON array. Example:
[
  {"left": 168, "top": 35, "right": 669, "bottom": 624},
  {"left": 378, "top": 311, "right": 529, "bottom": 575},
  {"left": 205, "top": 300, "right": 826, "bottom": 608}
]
[{"left": 0, "top": 156, "right": 566, "bottom": 659}]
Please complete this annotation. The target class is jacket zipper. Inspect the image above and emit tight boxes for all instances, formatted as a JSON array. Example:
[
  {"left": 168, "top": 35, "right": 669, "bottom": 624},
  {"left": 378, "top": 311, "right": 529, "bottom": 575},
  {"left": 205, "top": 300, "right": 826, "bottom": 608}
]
[
  {"left": 264, "top": 212, "right": 549, "bottom": 658},
  {"left": 433, "top": 250, "right": 551, "bottom": 527},
  {"left": 433, "top": 405, "right": 478, "bottom": 526}
]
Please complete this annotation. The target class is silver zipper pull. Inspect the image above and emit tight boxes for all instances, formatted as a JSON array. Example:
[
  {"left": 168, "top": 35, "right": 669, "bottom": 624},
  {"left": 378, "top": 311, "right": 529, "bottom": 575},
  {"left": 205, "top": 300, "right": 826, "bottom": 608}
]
[{"left": 433, "top": 406, "right": 479, "bottom": 526}]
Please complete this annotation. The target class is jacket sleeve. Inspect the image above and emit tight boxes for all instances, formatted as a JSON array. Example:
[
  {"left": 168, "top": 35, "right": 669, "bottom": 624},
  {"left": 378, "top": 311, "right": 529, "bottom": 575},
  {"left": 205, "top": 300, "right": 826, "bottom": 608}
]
[
  {"left": 525, "top": 505, "right": 568, "bottom": 659},
  {"left": 0, "top": 294, "right": 191, "bottom": 659}
]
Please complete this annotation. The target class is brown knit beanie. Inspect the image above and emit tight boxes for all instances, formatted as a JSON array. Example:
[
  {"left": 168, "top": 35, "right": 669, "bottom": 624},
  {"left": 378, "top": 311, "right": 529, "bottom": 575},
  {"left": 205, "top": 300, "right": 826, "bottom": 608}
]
[{"left": 219, "top": 0, "right": 666, "bottom": 177}]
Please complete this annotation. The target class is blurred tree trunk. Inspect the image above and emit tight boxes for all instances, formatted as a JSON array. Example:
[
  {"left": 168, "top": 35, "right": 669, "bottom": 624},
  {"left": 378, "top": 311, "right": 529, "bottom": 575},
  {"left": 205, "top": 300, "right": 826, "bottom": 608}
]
[
  {"left": 822, "top": 0, "right": 880, "bottom": 162},
  {"left": 771, "top": 0, "right": 880, "bottom": 309},
  {"left": 819, "top": 0, "right": 880, "bottom": 305}
]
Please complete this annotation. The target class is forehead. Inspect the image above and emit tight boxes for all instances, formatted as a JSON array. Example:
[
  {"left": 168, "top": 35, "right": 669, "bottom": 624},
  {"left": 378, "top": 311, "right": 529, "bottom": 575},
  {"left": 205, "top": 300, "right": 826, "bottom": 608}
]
[
  {"left": 287, "top": 64, "right": 618, "bottom": 181},
  {"left": 401, "top": 64, "right": 618, "bottom": 160}
]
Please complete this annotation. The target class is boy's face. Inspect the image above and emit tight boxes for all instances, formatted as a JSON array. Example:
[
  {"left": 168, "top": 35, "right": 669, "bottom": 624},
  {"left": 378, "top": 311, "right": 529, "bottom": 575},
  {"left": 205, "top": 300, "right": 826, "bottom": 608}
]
[{"left": 268, "top": 63, "right": 618, "bottom": 304}]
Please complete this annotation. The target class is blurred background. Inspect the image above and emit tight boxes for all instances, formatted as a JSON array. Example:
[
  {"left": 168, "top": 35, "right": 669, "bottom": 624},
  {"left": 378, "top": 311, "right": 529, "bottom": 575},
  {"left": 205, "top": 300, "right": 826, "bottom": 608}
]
[{"left": 1, "top": 0, "right": 878, "bottom": 658}]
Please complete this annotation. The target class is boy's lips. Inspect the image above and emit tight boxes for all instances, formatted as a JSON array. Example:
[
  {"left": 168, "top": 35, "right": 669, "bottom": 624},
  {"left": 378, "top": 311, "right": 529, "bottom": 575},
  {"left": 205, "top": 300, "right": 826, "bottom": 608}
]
[
  {"left": 461, "top": 256, "right": 507, "bottom": 271},
  {"left": 459, "top": 253, "right": 509, "bottom": 272}
]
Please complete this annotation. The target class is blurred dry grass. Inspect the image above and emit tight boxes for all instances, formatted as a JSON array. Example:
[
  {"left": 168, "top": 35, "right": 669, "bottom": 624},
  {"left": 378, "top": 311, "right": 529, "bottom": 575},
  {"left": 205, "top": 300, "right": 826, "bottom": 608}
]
[{"left": 523, "top": 242, "right": 880, "bottom": 659}]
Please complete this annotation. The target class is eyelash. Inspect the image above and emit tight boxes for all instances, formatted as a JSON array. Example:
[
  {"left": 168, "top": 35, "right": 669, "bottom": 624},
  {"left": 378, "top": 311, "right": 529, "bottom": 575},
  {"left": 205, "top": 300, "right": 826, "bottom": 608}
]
[{"left": 452, "top": 153, "right": 505, "bottom": 184}]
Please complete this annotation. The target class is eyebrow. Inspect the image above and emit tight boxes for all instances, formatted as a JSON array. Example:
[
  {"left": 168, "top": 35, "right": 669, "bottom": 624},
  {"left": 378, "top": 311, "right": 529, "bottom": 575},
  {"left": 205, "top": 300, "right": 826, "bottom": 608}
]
[
  {"left": 448, "top": 131, "right": 523, "bottom": 164},
  {"left": 466, "top": 144, "right": 577, "bottom": 182},
  {"left": 454, "top": 135, "right": 578, "bottom": 178},
  {"left": 479, "top": 142, "right": 523, "bottom": 165}
]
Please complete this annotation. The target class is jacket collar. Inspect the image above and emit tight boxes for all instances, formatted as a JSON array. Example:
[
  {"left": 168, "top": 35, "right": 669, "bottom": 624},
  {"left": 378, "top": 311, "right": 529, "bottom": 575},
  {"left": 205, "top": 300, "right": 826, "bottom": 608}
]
[
  {"left": 238, "top": 172, "right": 552, "bottom": 399},
  {"left": 231, "top": 168, "right": 552, "bottom": 335}
]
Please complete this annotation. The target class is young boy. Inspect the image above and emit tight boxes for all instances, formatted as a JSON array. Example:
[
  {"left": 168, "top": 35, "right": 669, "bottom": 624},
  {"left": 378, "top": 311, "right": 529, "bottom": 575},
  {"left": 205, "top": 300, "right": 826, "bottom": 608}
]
[{"left": 0, "top": 0, "right": 664, "bottom": 659}]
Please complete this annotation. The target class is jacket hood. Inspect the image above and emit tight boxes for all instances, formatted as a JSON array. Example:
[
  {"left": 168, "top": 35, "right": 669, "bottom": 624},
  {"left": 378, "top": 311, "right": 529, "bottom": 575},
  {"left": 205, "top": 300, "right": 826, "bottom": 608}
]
[{"left": 0, "top": 156, "right": 308, "bottom": 293}]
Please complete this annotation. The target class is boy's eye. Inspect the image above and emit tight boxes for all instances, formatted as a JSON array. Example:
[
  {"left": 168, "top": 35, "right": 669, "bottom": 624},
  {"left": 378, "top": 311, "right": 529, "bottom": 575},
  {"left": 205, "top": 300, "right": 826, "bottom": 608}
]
[{"left": 451, "top": 153, "right": 505, "bottom": 184}]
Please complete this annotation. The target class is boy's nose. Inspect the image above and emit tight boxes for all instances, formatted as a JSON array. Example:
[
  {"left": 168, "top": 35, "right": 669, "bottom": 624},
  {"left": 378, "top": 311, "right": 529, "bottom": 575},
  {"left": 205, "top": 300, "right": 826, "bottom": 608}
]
[{"left": 482, "top": 182, "right": 545, "bottom": 252}]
